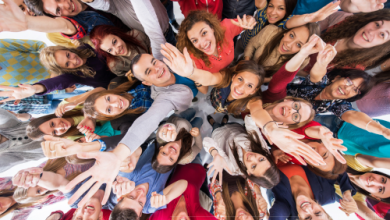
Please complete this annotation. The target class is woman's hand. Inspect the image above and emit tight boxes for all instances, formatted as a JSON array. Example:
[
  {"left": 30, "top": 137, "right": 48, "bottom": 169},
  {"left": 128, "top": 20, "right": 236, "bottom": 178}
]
[
  {"left": 298, "top": 34, "right": 326, "bottom": 57},
  {"left": 112, "top": 176, "right": 135, "bottom": 198},
  {"left": 65, "top": 85, "right": 77, "bottom": 93},
  {"left": 84, "top": 132, "right": 101, "bottom": 143},
  {"left": 41, "top": 135, "right": 82, "bottom": 158},
  {"left": 231, "top": 14, "right": 257, "bottom": 30},
  {"left": 190, "top": 127, "right": 200, "bottom": 137},
  {"left": 158, "top": 124, "right": 177, "bottom": 142},
  {"left": 316, "top": 44, "right": 337, "bottom": 68},
  {"left": 0, "top": 0, "right": 28, "bottom": 32},
  {"left": 77, "top": 117, "right": 96, "bottom": 134},
  {"left": 55, "top": 102, "right": 77, "bottom": 117},
  {"left": 256, "top": 193, "right": 268, "bottom": 219},
  {"left": 12, "top": 167, "right": 43, "bottom": 188},
  {"left": 318, "top": 126, "right": 347, "bottom": 164},
  {"left": 340, "top": 190, "right": 358, "bottom": 216},
  {"left": 272, "top": 148, "right": 292, "bottom": 164},
  {"left": 161, "top": 43, "right": 194, "bottom": 78},
  {"left": 0, "top": 84, "right": 38, "bottom": 102},
  {"left": 304, "top": 1, "right": 340, "bottom": 23},
  {"left": 264, "top": 122, "right": 325, "bottom": 166},
  {"left": 150, "top": 192, "right": 168, "bottom": 208},
  {"left": 207, "top": 154, "right": 232, "bottom": 185},
  {"left": 215, "top": 192, "right": 226, "bottom": 218}
]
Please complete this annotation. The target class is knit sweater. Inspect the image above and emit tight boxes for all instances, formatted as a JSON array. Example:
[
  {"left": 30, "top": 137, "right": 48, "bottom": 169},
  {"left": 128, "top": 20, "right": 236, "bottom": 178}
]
[{"left": 356, "top": 82, "right": 390, "bottom": 117}]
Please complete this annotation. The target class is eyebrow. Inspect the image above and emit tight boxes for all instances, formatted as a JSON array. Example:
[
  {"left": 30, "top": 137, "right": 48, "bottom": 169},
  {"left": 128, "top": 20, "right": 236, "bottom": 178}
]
[{"left": 144, "top": 58, "right": 155, "bottom": 75}]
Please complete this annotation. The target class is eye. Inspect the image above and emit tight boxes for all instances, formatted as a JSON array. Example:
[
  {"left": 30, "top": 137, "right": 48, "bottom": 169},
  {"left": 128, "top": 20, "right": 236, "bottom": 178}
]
[
  {"left": 170, "top": 158, "right": 174, "bottom": 162},
  {"left": 192, "top": 39, "right": 197, "bottom": 44},
  {"left": 153, "top": 61, "right": 157, "bottom": 65},
  {"left": 51, "top": 122, "right": 54, "bottom": 127},
  {"left": 382, "top": 177, "right": 385, "bottom": 183},
  {"left": 279, "top": 7, "right": 285, "bottom": 10},
  {"left": 108, "top": 48, "right": 112, "bottom": 53},
  {"left": 113, "top": 39, "right": 117, "bottom": 45},
  {"left": 56, "top": 7, "right": 61, "bottom": 15},
  {"left": 238, "top": 77, "right": 243, "bottom": 81},
  {"left": 293, "top": 114, "right": 299, "bottom": 121},
  {"left": 139, "top": 201, "right": 144, "bottom": 207},
  {"left": 293, "top": 103, "right": 299, "bottom": 109},
  {"left": 315, "top": 211, "right": 321, "bottom": 216},
  {"left": 66, "top": 52, "right": 70, "bottom": 58},
  {"left": 379, "top": 187, "right": 383, "bottom": 193},
  {"left": 107, "top": 96, "right": 110, "bottom": 102},
  {"left": 297, "top": 43, "right": 302, "bottom": 48},
  {"left": 289, "top": 33, "right": 294, "bottom": 38},
  {"left": 202, "top": 31, "right": 207, "bottom": 36},
  {"left": 107, "top": 107, "right": 111, "bottom": 114},
  {"left": 252, "top": 164, "right": 256, "bottom": 170},
  {"left": 380, "top": 32, "right": 385, "bottom": 39},
  {"left": 162, "top": 152, "right": 166, "bottom": 155},
  {"left": 376, "top": 22, "right": 380, "bottom": 28},
  {"left": 259, "top": 158, "right": 265, "bottom": 162}
]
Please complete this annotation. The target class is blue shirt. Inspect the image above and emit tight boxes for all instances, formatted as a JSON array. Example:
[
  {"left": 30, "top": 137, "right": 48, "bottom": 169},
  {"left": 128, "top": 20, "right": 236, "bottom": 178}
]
[
  {"left": 173, "top": 73, "right": 198, "bottom": 97},
  {"left": 128, "top": 83, "right": 153, "bottom": 110},
  {"left": 117, "top": 142, "right": 172, "bottom": 214},
  {"left": 293, "top": 0, "right": 334, "bottom": 15}
]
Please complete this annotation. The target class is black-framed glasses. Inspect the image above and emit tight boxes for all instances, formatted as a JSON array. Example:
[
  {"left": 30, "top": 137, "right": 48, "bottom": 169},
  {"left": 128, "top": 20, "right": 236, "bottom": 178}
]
[{"left": 292, "top": 101, "right": 301, "bottom": 123}]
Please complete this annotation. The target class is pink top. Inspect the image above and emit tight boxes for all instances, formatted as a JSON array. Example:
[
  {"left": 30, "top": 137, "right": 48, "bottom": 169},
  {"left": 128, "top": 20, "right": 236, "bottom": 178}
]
[
  {"left": 173, "top": 0, "right": 223, "bottom": 20},
  {"left": 356, "top": 82, "right": 390, "bottom": 118},
  {"left": 149, "top": 163, "right": 216, "bottom": 220},
  {"left": 191, "top": 19, "right": 243, "bottom": 73}
]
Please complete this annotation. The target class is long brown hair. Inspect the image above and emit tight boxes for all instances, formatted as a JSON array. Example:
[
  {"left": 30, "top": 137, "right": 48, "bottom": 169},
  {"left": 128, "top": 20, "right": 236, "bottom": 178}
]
[
  {"left": 40, "top": 46, "right": 97, "bottom": 77},
  {"left": 231, "top": 131, "right": 280, "bottom": 189},
  {"left": 263, "top": 96, "right": 316, "bottom": 129},
  {"left": 13, "top": 158, "right": 81, "bottom": 204},
  {"left": 321, "top": 9, "right": 390, "bottom": 69},
  {"left": 216, "top": 60, "right": 265, "bottom": 116},
  {"left": 26, "top": 110, "right": 84, "bottom": 141},
  {"left": 222, "top": 172, "right": 259, "bottom": 220},
  {"left": 257, "top": 23, "right": 320, "bottom": 77},
  {"left": 83, "top": 80, "right": 145, "bottom": 121},
  {"left": 176, "top": 10, "right": 226, "bottom": 67}
]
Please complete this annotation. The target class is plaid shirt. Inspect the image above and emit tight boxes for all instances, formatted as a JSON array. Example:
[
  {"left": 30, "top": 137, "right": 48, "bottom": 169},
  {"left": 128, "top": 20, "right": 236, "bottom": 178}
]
[
  {"left": 128, "top": 84, "right": 153, "bottom": 110},
  {"left": 0, "top": 95, "right": 51, "bottom": 114}
]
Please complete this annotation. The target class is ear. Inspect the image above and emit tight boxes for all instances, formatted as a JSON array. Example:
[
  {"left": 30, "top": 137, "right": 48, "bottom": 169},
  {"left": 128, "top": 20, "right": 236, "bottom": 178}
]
[{"left": 142, "top": 81, "right": 153, "bottom": 86}]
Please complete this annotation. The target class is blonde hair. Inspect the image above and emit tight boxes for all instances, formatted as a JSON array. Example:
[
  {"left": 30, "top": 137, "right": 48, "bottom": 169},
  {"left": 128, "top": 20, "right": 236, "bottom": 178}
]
[{"left": 40, "top": 45, "right": 96, "bottom": 78}]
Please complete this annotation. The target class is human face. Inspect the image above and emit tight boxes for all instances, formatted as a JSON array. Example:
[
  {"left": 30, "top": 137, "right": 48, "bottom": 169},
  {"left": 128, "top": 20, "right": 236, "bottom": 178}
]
[
  {"left": 229, "top": 72, "right": 260, "bottom": 100},
  {"left": 266, "top": 0, "right": 286, "bottom": 24},
  {"left": 296, "top": 195, "right": 328, "bottom": 220},
  {"left": 38, "top": 118, "right": 72, "bottom": 136},
  {"left": 118, "top": 184, "right": 148, "bottom": 217},
  {"left": 0, "top": 196, "right": 15, "bottom": 215},
  {"left": 270, "top": 100, "right": 312, "bottom": 125},
  {"left": 120, "top": 148, "right": 142, "bottom": 173},
  {"left": 357, "top": 173, "right": 390, "bottom": 199},
  {"left": 94, "top": 94, "right": 129, "bottom": 116},
  {"left": 42, "top": 0, "right": 84, "bottom": 16},
  {"left": 341, "top": 0, "right": 386, "bottom": 13},
  {"left": 14, "top": 0, "right": 35, "bottom": 16},
  {"left": 242, "top": 150, "right": 271, "bottom": 177},
  {"left": 157, "top": 140, "right": 182, "bottom": 166},
  {"left": 73, "top": 197, "right": 103, "bottom": 220},
  {"left": 133, "top": 54, "right": 173, "bottom": 86},
  {"left": 187, "top": 21, "right": 217, "bottom": 55},
  {"left": 99, "top": 34, "right": 128, "bottom": 56},
  {"left": 54, "top": 50, "right": 86, "bottom": 69},
  {"left": 235, "top": 208, "right": 254, "bottom": 220},
  {"left": 352, "top": 20, "right": 390, "bottom": 48},
  {"left": 327, "top": 77, "right": 364, "bottom": 100},
  {"left": 27, "top": 186, "right": 49, "bottom": 198},
  {"left": 279, "top": 26, "right": 310, "bottom": 55},
  {"left": 306, "top": 142, "right": 335, "bottom": 172}
]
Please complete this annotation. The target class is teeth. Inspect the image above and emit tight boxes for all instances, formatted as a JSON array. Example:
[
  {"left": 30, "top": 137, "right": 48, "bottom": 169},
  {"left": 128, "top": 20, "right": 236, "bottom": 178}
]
[
  {"left": 338, "top": 87, "right": 345, "bottom": 95},
  {"left": 363, "top": 33, "right": 368, "bottom": 41},
  {"left": 301, "top": 202, "right": 310, "bottom": 208},
  {"left": 72, "top": 2, "right": 74, "bottom": 11},
  {"left": 159, "top": 69, "right": 164, "bottom": 77}
]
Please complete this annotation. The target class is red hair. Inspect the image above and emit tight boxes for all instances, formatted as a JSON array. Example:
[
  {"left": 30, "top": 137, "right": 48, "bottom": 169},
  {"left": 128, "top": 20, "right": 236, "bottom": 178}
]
[{"left": 90, "top": 25, "right": 148, "bottom": 66}]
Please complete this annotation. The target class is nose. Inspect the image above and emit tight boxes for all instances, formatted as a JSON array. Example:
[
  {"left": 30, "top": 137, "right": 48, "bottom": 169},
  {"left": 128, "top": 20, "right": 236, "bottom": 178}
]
[
  {"left": 286, "top": 40, "right": 294, "bottom": 49},
  {"left": 269, "top": 7, "right": 276, "bottom": 15},
  {"left": 136, "top": 191, "right": 143, "bottom": 200}
]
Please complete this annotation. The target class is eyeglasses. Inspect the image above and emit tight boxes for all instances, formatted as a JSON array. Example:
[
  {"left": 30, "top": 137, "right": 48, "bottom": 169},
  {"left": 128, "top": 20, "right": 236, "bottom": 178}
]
[
  {"left": 292, "top": 101, "right": 301, "bottom": 123},
  {"left": 344, "top": 77, "right": 361, "bottom": 95}
]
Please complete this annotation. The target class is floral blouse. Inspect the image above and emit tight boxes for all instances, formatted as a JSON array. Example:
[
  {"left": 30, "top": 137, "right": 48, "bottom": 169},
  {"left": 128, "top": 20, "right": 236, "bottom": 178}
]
[{"left": 286, "top": 75, "right": 355, "bottom": 118}]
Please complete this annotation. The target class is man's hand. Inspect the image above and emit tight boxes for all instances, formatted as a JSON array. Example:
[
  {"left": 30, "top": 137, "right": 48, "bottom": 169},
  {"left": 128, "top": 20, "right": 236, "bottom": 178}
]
[
  {"left": 112, "top": 176, "right": 135, "bottom": 198},
  {"left": 41, "top": 135, "right": 81, "bottom": 158},
  {"left": 161, "top": 43, "right": 194, "bottom": 78},
  {"left": 12, "top": 167, "right": 43, "bottom": 188}
]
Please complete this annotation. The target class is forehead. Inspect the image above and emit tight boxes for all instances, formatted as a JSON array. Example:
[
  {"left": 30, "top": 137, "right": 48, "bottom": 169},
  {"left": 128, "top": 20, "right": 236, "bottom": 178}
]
[
  {"left": 187, "top": 21, "right": 212, "bottom": 37},
  {"left": 41, "top": 0, "right": 59, "bottom": 15},
  {"left": 100, "top": 34, "right": 116, "bottom": 48},
  {"left": 269, "top": 0, "right": 285, "bottom": 6},
  {"left": 289, "top": 26, "right": 310, "bottom": 42},
  {"left": 235, "top": 71, "right": 260, "bottom": 84}
]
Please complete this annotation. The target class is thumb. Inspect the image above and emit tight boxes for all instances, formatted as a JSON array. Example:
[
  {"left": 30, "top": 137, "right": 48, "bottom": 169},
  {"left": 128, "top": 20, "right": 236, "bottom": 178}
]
[
  {"left": 28, "top": 167, "right": 43, "bottom": 174},
  {"left": 77, "top": 151, "right": 99, "bottom": 160},
  {"left": 183, "top": 47, "right": 192, "bottom": 63}
]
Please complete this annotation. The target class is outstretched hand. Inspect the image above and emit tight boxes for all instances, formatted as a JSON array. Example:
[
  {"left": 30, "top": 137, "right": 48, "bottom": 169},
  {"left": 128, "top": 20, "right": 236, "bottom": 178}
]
[
  {"left": 112, "top": 176, "right": 135, "bottom": 198},
  {"left": 12, "top": 167, "right": 43, "bottom": 188},
  {"left": 316, "top": 44, "right": 337, "bottom": 68},
  {"left": 41, "top": 135, "right": 82, "bottom": 158},
  {"left": 231, "top": 14, "right": 256, "bottom": 30},
  {"left": 0, "top": 0, "right": 28, "bottom": 32},
  {"left": 161, "top": 43, "right": 194, "bottom": 78},
  {"left": 0, "top": 84, "right": 37, "bottom": 103},
  {"left": 298, "top": 34, "right": 326, "bottom": 57},
  {"left": 304, "top": 1, "right": 340, "bottom": 23},
  {"left": 207, "top": 154, "right": 232, "bottom": 186},
  {"left": 318, "top": 127, "right": 347, "bottom": 164}
]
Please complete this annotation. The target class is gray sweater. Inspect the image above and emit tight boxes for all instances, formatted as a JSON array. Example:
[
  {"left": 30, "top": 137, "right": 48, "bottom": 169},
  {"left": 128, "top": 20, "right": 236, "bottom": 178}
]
[
  {"left": 119, "top": 84, "right": 193, "bottom": 155},
  {"left": 0, "top": 109, "right": 44, "bottom": 172}
]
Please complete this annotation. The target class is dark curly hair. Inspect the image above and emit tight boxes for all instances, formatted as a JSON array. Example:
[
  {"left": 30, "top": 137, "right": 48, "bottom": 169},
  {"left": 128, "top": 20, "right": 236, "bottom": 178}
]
[{"left": 321, "top": 9, "right": 390, "bottom": 69}]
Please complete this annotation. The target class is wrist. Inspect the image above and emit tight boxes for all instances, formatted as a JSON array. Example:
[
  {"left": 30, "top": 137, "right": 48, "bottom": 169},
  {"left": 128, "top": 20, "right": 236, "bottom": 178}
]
[
  {"left": 263, "top": 121, "right": 277, "bottom": 135},
  {"left": 113, "top": 143, "right": 132, "bottom": 161}
]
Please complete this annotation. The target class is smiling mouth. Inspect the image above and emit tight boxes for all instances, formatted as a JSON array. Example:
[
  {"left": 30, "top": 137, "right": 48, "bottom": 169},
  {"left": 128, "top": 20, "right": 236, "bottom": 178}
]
[
  {"left": 280, "top": 43, "right": 288, "bottom": 53},
  {"left": 71, "top": 0, "right": 75, "bottom": 12},
  {"left": 338, "top": 87, "right": 345, "bottom": 95},
  {"left": 362, "top": 32, "right": 369, "bottom": 42},
  {"left": 202, "top": 42, "right": 211, "bottom": 52},
  {"left": 158, "top": 68, "right": 165, "bottom": 78},
  {"left": 300, "top": 201, "right": 311, "bottom": 209},
  {"left": 234, "top": 88, "right": 243, "bottom": 97},
  {"left": 170, "top": 145, "right": 177, "bottom": 153},
  {"left": 85, "top": 205, "right": 95, "bottom": 211}
]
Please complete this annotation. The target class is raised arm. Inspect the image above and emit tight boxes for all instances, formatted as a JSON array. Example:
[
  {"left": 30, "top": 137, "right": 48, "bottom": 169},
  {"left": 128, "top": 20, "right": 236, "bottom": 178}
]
[
  {"left": 309, "top": 44, "right": 337, "bottom": 83},
  {"left": 160, "top": 43, "right": 223, "bottom": 86},
  {"left": 356, "top": 154, "right": 390, "bottom": 169},
  {"left": 0, "top": 84, "right": 46, "bottom": 103},
  {"left": 341, "top": 111, "right": 390, "bottom": 140},
  {"left": 150, "top": 179, "right": 188, "bottom": 209},
  {"left": 285, "top": 1, "right": 340, "bottom": 29},
  {"left": 0, "top": 0, "right": 76, "bottom": 34}
]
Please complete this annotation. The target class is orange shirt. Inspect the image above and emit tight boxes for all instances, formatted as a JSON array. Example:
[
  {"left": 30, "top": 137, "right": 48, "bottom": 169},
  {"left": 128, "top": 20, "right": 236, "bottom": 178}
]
[{"left": 191, "top": 19, "right": 243, "bottom": 73}]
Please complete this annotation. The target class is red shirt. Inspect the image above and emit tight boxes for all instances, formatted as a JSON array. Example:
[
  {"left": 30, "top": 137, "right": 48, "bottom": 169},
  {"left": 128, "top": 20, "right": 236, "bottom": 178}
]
[
  {"left": 191, "top": 19, "right": 243, "bottom": 73},
  {"left": 149, "top": 164, "right": 216, "bottom": 220},
  {"left": 356, "top": 198, "right": 390, "bottom": 220},
  {"left": 173, "top": 0, "right": 223, "bottom": 20}
]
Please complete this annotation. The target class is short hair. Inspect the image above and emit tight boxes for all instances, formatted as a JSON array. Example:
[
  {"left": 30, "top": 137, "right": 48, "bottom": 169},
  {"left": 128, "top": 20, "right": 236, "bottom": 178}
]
[
  {"left": 129, "top": 54, "right": 145, "bottom": 82},
  {"left": 24, "top": 0, "right": 48, "bottom": 16},
  {"left": 110, "top": 203, "right": 139, "bottom": 220}
]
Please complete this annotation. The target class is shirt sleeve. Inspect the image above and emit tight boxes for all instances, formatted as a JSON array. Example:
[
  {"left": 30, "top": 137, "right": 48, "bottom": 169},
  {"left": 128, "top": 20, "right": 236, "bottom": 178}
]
[
  {"left": 119, "top": 86, "right": 192, "bottom": 155},
  {"left": 279, "top": 14, "right": 293, "bottom": 29},
  {"left": 222, "top": 19, "right": 243, "bottom": 39},
  {"left": 130, "top": 0, "right": 166, "bottom": 61},
  {"left": 240, "top": 6, "right": 267, "bottom": 48},
  {"left": 263, "top": 63, "right": 298, "bottom": 103},
  {"left": 34, "top": 74, "right": 78, "bottom": 95},
  {"left": 332, "top": 101, "right": 355, "bottom": 119},
  {"left": 60, "top": 17, "right": 86, "bottom": 40},
  {"left": 337, "top": 172, "right": 357, "bottom": 197},
  {"left": 11, "top": 208, "right": 34, "bottom": 220}
]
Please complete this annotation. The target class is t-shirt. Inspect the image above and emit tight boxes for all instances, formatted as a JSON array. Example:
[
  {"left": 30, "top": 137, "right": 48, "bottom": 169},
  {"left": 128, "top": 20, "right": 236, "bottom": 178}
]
[
  {"left": 173, "top": 73, "right": 198, "bottom": 97},
  {"left": 117, "top": 142, "right": 172, "bottom": 214},
  {"left": 149, "top": 163, "right": 216, "bottom": 220},
  {"left": 292, "top": 0, "right": 334, "bottom": 15}
]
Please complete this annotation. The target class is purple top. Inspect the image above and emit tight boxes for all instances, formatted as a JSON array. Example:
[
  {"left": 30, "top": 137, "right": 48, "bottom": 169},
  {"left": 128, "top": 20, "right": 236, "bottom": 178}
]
[
  {"left": 356, "top": 82, "right": 390, "bottom": 117},
  {"left": 35, "top": 45, "right": 116, "bottom": 95}
]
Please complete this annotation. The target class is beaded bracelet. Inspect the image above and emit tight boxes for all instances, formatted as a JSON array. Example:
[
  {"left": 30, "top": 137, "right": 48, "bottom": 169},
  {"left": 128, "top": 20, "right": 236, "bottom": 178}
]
[{"left": 93, "top": 139, "right": 107, "bottom": 152}]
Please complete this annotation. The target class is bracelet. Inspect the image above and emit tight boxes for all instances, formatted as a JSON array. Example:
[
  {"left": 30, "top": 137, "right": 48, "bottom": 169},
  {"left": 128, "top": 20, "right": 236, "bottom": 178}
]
[
  {"left": 93, "top": 139, "right": 106, "bottom": 152},
  {"left": 210, "top": 148, "right": 218, "bottom": 156},
  {"left": 262, "top": 121, "right": 278, "bottom": 135},
  {"left": 365, "top": 120, "right": 373, "bottom": 131}
]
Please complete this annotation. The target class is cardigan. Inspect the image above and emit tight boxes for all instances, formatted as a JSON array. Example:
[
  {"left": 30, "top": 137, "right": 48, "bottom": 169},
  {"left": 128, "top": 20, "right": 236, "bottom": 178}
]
[{"left": 356, "top": 82, "right": 390, "bottom": 117}]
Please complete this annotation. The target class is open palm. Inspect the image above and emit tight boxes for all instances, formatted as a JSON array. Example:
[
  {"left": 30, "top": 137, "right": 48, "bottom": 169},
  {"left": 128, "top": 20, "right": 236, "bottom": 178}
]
[{"left": 0, "top": 0, "right": 28, "bottom": 32}]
